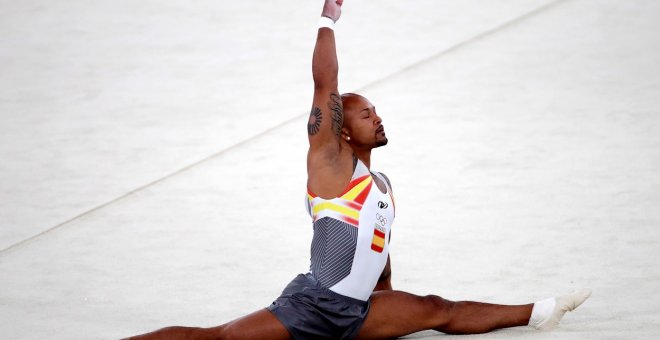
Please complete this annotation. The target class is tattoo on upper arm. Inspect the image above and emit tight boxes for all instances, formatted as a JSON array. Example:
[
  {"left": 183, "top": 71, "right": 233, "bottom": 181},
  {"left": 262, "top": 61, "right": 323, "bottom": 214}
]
[
  {"left": 328, "top": 93, "right": 343, "bottom": 137},
  {"left": 307, "top": 107, "right": 322, "bottom": 136}
]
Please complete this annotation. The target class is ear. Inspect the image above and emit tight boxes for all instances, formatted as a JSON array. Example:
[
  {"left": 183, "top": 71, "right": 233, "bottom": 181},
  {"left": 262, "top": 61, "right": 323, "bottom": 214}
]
[{"left": 341, "top": 127, "right": 351, "bottom": 142}]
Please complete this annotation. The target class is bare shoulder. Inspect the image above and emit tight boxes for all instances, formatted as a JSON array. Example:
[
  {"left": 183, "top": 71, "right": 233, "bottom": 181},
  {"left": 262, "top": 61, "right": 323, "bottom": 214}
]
[{"left": 376, "top": 172, "right": 393, "bottom": 190}]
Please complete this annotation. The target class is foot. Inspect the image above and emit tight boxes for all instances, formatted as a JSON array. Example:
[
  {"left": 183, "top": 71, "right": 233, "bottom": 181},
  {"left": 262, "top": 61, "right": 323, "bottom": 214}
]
[{"left": 529, "top": 288, "right": 592, "bottom": 331}]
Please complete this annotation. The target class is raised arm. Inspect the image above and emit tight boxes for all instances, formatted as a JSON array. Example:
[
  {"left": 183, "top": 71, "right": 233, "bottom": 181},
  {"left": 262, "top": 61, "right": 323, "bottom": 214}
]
[
  {"left": 308, "top": 0, "right": 344, "bottom": 153},
  {"left": 307, "top": 1, "right": 355, "bottom": 197}
]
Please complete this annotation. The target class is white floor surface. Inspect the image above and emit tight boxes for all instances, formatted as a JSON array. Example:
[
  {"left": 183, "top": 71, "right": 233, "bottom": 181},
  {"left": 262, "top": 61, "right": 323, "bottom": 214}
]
[{"left": 1, "top": 0, "right": 659, "bottom": 339}]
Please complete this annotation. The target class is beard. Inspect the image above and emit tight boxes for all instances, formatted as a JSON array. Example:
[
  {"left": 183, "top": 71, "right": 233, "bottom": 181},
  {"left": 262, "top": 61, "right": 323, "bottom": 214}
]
[{"left": 375, "top": 137, "right": 388, "bottom": 147}]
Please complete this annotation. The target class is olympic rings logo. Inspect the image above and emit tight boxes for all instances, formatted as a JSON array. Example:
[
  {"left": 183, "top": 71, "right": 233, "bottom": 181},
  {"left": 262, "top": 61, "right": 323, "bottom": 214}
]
[{"left": 376, "top": 213, "right": 387, "bottom": 226}]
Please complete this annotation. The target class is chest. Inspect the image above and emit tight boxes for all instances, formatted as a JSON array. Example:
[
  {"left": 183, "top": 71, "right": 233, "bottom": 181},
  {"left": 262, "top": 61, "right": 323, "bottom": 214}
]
[{"left": 361, "top": 184, "right": 394, "bottom": 232}]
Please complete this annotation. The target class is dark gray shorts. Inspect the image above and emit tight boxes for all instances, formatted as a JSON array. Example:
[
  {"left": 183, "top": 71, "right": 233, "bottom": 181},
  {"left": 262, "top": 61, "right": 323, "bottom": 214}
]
[{"left": 267, "top": 273, "right": 370, "bottom": 340}]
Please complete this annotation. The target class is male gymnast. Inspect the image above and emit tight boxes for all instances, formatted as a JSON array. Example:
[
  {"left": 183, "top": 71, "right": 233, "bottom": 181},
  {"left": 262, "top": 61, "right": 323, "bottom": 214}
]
[{"left": 127, "top": 1, "right": 591, "bottom": 339}]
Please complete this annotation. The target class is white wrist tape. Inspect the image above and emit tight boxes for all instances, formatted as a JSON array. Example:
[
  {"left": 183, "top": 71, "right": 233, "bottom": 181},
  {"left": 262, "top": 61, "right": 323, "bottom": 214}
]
[{"left": 318, "top": 16, "right": 335, "bottom": 30}]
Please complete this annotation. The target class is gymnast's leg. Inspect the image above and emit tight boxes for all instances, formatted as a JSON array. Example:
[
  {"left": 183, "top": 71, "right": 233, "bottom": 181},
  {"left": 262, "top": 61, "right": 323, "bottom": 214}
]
[
  {"left": 356, "top": 290, "right": 532, "bottom": 339},
  {"left": 124, "top": 309, "right": 290, "bottom": 340}
]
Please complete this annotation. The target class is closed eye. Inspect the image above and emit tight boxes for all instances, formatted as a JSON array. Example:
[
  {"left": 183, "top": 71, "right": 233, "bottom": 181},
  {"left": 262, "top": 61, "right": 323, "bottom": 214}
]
[
  {"left": 363, "top": 106, "right": 376, "bottom": 118},
  {"left": 361, "top": 109, "right": 370, "bottom": 119}
]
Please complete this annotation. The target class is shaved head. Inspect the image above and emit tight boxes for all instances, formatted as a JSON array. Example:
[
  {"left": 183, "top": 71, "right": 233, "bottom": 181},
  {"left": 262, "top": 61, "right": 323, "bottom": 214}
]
[
  {"left": 340, "top": 93, "right": 367, "bottom": 120},
  {"left": 339, "top": 93, "right": 388, "bottom": 149}
]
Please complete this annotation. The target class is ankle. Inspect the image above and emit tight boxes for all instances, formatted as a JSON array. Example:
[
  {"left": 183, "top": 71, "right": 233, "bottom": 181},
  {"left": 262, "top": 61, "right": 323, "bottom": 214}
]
[{"left": 528, "top": 297, "right": 555, "bottom": 329}]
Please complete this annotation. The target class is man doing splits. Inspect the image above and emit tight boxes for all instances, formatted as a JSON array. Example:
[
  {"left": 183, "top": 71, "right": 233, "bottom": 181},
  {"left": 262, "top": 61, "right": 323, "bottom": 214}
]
[{"left": 127, "top": 1, "right": 590, "bottom": 339}]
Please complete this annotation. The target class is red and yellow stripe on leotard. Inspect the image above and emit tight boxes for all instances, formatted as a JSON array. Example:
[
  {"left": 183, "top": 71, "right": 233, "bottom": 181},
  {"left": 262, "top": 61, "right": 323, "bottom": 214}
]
[
  {"left": 308, "top": 175, "right": 373, "bottom": 227},
  {"left": 371, "top": 228, "right": 386, "bottom": 253}
]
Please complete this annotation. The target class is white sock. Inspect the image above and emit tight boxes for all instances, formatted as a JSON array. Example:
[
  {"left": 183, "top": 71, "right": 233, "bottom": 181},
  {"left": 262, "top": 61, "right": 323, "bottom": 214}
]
[
  {"left": 528, "top": 288, "right": 592, "bottom": 331},
  {"left": 529, "top": 297, "right": 556, "bottom": 328}
]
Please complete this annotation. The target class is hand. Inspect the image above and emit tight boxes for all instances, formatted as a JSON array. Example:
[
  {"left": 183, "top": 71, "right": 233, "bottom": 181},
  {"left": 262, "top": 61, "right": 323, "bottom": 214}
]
[{"left": 321, "top": 0, "right": 343, "bottom": 22}]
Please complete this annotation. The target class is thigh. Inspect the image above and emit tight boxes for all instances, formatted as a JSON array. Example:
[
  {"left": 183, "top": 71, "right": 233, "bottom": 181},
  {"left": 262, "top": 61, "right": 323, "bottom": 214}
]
[
  {"left": 356, "top": 290, "right": 452, "bottom": 340},
  {"left": 208, "top": 309, "right": 291, "bottom": 340}
]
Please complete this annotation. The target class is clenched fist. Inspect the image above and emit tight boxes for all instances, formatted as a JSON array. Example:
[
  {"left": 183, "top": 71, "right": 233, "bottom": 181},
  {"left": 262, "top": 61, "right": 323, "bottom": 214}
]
[{"left": 321, "top": 0, "right": 343, "bottom": 22}]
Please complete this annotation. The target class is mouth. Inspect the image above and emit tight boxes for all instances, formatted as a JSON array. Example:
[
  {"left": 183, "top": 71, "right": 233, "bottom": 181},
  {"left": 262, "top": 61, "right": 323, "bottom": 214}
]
[{"left": 376, "top": 125, "right": 385, "bottom": 134}]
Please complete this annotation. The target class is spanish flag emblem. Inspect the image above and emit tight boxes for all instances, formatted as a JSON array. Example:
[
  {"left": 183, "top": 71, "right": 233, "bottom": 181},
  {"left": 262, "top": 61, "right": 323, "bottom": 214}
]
[{"left": 371, "top": 228, "right": 386, "bottom": 253}]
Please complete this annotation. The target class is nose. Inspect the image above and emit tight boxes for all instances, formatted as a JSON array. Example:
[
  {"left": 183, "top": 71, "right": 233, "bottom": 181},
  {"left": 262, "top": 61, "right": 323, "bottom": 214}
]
[{"left": 374, "top": 114, "right": 382, "bottom": 125}]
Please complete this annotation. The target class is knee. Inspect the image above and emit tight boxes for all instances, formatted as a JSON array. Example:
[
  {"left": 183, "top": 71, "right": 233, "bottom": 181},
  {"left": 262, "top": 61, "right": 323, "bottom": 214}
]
[
  {"left": 421, "top": 295, "right": 456, "bottom": 326},
  {"left": 423, "top": 294, "right": 456, "bottom": 311}
]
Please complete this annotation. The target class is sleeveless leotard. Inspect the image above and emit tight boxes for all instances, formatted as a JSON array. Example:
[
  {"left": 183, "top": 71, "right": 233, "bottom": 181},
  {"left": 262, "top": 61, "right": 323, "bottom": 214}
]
[{"left": 305, "top": 159, "right": 395, "bottom": 301}]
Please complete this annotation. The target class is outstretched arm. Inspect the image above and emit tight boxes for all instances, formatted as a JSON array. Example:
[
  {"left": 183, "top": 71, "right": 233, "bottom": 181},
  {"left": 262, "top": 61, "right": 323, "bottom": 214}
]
[
  {"left": 307, "top": 1, "right": 353, "bottom": 196},
  {"left": 308, "top": 0, "right": 344, "bottom": 153}
]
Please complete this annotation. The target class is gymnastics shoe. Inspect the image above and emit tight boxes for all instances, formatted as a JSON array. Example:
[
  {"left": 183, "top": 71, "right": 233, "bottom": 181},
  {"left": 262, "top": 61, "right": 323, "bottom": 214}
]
[{"left": 528, "top": 288, "right": 592, "bottom": 331}]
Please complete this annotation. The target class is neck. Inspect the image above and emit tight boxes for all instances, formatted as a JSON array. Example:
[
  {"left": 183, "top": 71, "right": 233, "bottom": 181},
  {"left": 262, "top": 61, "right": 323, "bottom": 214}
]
[
  {"left": 342, "top": 140, "right": 373, "bottom": 169},
  {"left": 353, "top": 148, "right": 372, "bottom": 169}
]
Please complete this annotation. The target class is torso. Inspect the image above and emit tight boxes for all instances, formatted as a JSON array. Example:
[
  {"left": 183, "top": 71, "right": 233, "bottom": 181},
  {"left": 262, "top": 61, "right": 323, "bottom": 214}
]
[{"left": 305, "top": 159, "right": 395, "bottom": 301}]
